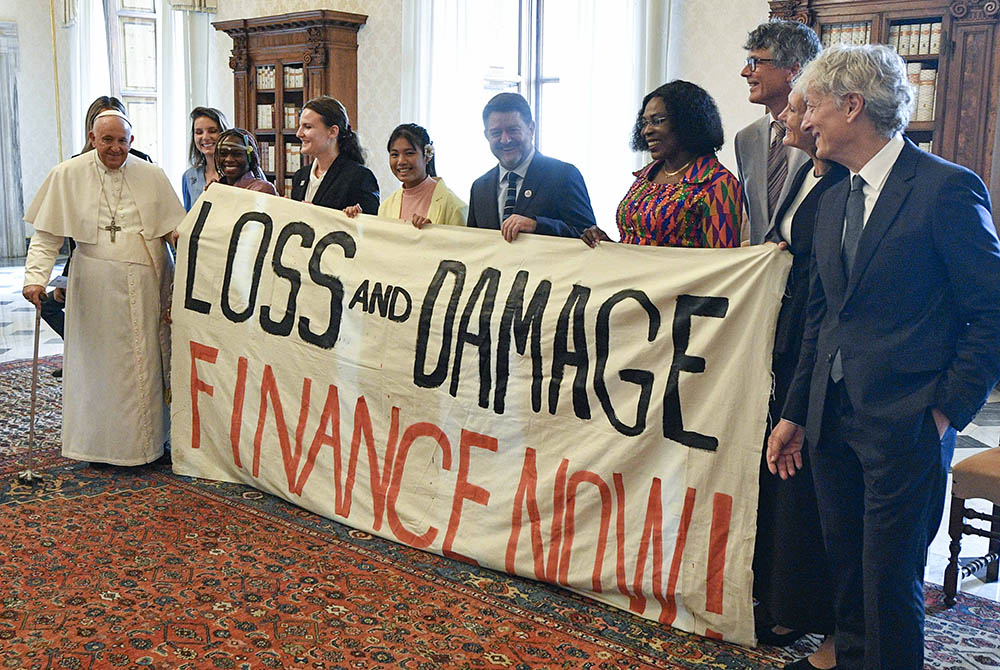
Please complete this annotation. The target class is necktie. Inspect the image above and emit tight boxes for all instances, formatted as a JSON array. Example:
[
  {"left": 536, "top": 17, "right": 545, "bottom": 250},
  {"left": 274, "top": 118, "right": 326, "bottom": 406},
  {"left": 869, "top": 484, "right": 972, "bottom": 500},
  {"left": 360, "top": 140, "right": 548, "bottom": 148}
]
[
  {"left": 842, "top": 175, "right": 866, "bottom": 275},
  {"left": 766, "top": 122, "right": 788, "bottom": 218},
  {"left": 502, "top": 173, "right": 519, "bottom": 221},
  {"left": 830, "top": 175, "right": 867, "bottom": 383}
]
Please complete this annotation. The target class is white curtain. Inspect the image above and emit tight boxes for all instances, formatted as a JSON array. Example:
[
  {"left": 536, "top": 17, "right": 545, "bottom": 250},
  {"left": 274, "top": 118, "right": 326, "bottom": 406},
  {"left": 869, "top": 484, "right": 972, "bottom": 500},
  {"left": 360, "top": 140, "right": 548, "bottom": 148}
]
[
  {"left": 69, "top": 0, "right": 111, "bottom": 156},
  {"left": 401, "top": 0, "right": 673, "bottom": 236},
  {"left": 0, "top": 22, "right": 25, "bottom": 257},
  {"left": 160, "top": 3, "right": 197, "bottom": 194},
  {"left": 164, "top": 7, "right": 220, "bottom": 197}
]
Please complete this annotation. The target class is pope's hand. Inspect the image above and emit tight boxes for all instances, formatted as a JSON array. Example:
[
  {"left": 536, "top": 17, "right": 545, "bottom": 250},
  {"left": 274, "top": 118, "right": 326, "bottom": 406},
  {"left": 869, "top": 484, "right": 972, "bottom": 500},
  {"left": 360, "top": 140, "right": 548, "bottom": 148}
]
[{"left": 23, "top": 285, "right": 46, "bottom": 308}]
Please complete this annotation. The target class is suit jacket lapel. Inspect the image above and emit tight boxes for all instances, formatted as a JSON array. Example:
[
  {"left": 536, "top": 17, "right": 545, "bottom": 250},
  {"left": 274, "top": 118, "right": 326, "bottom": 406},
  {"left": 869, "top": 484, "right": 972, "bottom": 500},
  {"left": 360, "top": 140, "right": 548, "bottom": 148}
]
[
  {"left": 483, "top": 167, "right": 501, "bottom": 228},
  {"left": 751, "top": 118, "right": 769, "bottom": 224},
  {"left": 777, "top": 146, "right": 810, "bottom": 214},
  {"left": 769, "top": 159, "right": 812, "bottom": 241},
  {"left": 313, "top": 154, "right": 347, "bottom": 205},
  {"left": 816, "top": 176, "right": 850, "bottom": 305},
  {"left": 844, "top": 141, "right": 917, "bottom": 300},
  {"left": 517, "top": 153, "right": 545, "bottom": 214}
]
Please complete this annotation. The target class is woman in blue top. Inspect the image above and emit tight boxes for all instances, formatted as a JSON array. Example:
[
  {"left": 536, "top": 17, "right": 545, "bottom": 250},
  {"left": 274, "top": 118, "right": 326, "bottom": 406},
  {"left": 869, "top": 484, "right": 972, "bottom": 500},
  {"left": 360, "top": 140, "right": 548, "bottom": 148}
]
[{"left": 181, "top": 106, "right": 228, "bottom": 211}]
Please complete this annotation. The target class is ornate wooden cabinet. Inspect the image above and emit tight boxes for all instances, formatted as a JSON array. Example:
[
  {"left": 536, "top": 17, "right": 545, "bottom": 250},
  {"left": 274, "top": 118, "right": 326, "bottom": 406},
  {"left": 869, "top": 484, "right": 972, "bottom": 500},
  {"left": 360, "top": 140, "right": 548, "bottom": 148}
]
[
  {"left": 770, "top": 0, "right": 1000, "bottom": 215},
  {"left": 214, "top": 10, "right": 367, "bottom": 196}
]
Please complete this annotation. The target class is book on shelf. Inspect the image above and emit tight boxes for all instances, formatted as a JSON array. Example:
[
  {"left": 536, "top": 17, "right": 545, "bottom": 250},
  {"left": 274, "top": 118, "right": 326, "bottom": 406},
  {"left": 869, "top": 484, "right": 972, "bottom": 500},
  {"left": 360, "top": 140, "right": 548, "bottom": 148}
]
[
  {"left": 915, "top": 66, "right": 937, "bottom": 122},
  {"left": 283, "top": 103, "right": 299, "bottom": 129},
  {"left": 899, "top": 24, "right": 910, "bottom": 54},
  {"left": 284, "top": 178, "right": 294, "bottom": 197},
  {"left": 257, "top": 141, "right": 276, "bottom": 173},
  {"left": 258, "top": 141, "right": 269, "bottom": 172},
  {"left": 917, "top": 140, "right": 934, "bottom": 154},
  {"left": 285, "top": 143, "right": 302, "bottom": 173},
  {"left": 906, "top": 62, "right": 921, "bottom": 117},
  {"left": 257, "top": 104, "right": 275, "bottom": 129},
  {"left": 918, "top": 23, "right": 931, "bottom": 55}
]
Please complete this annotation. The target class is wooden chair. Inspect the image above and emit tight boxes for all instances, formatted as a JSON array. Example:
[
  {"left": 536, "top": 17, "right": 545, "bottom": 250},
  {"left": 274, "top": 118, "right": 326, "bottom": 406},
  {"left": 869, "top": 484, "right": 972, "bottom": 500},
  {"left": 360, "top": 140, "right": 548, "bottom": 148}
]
[{"left": 944, "top": 446, "right": 1000, "bottom": 606}]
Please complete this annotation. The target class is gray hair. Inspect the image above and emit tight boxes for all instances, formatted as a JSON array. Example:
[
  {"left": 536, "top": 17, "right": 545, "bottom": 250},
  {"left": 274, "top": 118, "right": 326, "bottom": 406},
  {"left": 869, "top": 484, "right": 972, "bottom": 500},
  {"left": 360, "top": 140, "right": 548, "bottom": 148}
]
[
  {"left": 796, "top": 44, "right": 912, "bottom": 137},
  {"left": 743, "top": 19, "right": 821, "bottom": 69}
]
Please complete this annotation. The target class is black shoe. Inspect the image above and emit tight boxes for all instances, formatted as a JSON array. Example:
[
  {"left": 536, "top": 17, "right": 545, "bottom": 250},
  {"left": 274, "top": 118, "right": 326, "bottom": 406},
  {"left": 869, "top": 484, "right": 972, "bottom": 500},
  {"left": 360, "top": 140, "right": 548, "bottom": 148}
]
[
  {"left": 52, "top": 367, "right": 63, "bottom": 378},
  {"left": 756, "top": 626, "right": 806, "bottom": 647},
  {"left": 785, "top": 657, "right": 837, "bottom": 670}
]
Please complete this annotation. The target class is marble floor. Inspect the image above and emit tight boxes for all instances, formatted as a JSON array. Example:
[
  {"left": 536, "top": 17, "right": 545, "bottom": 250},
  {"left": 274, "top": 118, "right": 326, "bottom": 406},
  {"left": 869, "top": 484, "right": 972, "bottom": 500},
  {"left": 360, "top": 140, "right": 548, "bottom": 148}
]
[
  {"left": 0, "top": 257, "right": 65, "bottom": 363},
  {"left": 0, "top": 258, "right": 997, "bottom": 603}
]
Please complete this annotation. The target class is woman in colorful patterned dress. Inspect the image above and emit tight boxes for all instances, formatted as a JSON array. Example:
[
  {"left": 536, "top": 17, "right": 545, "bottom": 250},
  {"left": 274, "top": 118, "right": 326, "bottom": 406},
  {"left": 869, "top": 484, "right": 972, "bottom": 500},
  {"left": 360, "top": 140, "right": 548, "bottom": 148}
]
[{"left": 581, "top": 80, "right": 742, "bottom": 248}]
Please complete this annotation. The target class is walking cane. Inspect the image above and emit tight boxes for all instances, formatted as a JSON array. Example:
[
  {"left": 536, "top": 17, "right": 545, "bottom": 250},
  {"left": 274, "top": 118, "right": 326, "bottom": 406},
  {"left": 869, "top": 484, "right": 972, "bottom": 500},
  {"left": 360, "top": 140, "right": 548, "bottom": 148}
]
[{"left": 18, "top": 297, "right": 46, "bottom": 484}]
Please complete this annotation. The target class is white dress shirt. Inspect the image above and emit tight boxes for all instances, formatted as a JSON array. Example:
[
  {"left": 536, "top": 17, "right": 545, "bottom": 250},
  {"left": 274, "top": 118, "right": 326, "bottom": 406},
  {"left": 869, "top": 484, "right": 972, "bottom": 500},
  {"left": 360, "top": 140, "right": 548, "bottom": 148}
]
[{"left": 849, "top": 133, "right": 905, "bottom": 230}]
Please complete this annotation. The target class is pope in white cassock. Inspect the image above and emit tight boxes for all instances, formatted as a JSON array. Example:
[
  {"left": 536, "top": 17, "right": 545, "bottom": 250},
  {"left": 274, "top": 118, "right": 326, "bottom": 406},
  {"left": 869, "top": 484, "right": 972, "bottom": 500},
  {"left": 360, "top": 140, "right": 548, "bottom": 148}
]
[{"left": 22, "top": 110, "right": 185, "bottom": 466}]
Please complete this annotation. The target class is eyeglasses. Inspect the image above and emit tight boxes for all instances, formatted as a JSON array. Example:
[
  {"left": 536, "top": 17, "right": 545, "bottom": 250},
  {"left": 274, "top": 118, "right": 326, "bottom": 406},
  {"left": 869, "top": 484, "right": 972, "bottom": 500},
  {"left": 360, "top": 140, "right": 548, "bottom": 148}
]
[
  {"left": 216, "top": 146, "right": 251, "bottom": 159},
  {"left": 744, "top": 56, "right": 775, "bottom": 73},
  {"left": 637, "top": 114, "right": 669, "bottom": 131}
]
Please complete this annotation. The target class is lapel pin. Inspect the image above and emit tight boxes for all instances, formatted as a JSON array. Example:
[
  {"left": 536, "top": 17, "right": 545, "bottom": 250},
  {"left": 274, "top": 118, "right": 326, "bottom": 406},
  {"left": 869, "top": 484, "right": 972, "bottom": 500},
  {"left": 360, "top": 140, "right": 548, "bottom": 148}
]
[{"left": 523, "top": 189, "right": 533, "bottom": 198}]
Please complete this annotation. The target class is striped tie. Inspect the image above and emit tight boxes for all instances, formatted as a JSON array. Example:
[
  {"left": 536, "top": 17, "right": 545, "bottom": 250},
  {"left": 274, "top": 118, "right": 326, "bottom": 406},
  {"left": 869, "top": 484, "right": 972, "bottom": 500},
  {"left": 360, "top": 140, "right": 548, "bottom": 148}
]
[
  {"left": 502, "top": 173, "right": 519, "bottom": 221},
  {"left": 766, "top": 121, "right": 788, "bottom": 218}
]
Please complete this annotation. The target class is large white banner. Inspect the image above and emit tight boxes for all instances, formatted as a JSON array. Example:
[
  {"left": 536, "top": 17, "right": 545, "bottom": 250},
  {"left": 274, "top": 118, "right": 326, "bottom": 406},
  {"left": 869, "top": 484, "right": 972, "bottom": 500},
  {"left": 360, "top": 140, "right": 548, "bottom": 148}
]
[{"left": 171, "top": 184, "right": 791, "bottom": 645}]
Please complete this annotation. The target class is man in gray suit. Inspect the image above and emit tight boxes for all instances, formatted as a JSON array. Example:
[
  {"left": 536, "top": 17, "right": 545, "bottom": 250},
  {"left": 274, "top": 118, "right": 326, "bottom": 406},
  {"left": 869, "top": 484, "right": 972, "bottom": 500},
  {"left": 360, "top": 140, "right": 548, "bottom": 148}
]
[{"left": 735, "top": 19, "right": 821, "bottom": 245}]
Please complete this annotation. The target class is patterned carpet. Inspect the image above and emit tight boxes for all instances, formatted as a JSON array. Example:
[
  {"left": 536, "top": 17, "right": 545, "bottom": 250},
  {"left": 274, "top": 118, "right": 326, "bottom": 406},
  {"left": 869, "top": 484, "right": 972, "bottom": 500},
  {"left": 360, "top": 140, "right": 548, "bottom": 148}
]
[{"left": 0, "top": 357, "right": 997, "bottom": 669}]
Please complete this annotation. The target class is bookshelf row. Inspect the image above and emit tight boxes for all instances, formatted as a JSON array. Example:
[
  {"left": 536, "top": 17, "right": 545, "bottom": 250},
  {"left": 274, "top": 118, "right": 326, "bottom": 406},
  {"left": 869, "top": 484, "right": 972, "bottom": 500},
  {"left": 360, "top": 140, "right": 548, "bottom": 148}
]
[
  {"left": 257, "top": 141, "right": 303, "bottom": 175},
  {"left": 255, "top": 64, "right": 305, "bottom": 90},
  {"left": 256, "top": 103, "right": 301, "bottom": 131},
  {"left": 821, "top": 22, "right": 871, "bottom": 47},
  {"left": 888, "top": 21, "right": 942, "bottom": 57},
  {"left": 820, "top": 19, "right": 942, "bottom": 57}
]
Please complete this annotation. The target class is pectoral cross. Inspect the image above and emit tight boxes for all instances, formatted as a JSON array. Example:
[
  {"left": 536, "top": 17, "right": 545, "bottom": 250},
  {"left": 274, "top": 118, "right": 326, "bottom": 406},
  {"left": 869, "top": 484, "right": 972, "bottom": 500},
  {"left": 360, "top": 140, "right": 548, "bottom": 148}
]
[{"left": 103, "top": 219, "right": 122, "bottom": 243}]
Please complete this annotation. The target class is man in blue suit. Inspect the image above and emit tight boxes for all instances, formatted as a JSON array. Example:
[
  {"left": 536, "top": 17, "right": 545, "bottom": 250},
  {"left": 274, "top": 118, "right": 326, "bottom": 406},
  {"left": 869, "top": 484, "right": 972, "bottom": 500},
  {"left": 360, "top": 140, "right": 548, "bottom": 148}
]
[
  {"left": 767, "top": 44, "right": 1000, "bottom": 670},
  {"left": 467, "top": 92, "right": 596, "bottom": 242}
]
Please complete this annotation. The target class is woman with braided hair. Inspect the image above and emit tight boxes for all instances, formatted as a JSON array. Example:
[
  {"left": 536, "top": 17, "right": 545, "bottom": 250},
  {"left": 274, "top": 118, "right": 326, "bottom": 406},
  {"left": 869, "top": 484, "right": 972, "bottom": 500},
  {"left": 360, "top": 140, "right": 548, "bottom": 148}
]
[
  {"left": 290, "top": 95, "right": 379, "bottom": 214},
  {"left": 214, "top": 128, "right": 277, "bottom": 196}
]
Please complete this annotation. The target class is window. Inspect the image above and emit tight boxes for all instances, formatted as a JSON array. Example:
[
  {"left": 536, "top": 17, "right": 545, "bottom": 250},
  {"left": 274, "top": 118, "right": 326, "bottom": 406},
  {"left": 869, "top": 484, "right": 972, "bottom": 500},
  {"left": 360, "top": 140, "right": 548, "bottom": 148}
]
[{"left": 105, "top": 0, "right": 160, "bottom": 160}]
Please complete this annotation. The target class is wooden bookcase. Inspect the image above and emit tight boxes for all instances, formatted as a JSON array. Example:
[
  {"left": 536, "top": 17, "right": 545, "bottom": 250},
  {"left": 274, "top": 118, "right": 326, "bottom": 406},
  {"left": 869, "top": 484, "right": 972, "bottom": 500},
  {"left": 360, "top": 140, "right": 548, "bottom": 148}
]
[
  {"left": 770, "top": 0, "right": 1000, "bottom": 211},
  {"left": 214, "top": 10, "right": 367, "bottom": 196}
]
